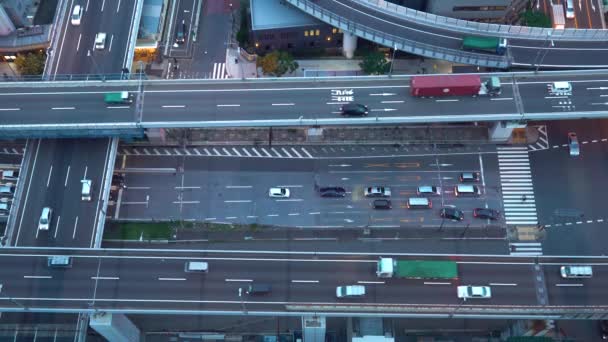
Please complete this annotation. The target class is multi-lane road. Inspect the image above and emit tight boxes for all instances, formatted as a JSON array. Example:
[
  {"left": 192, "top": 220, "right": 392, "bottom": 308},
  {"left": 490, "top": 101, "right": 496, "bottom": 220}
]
[
  {"left": 1, "top": 249, "right": 606, "bottom": 316},
  {"left": 3, "top": 72, "right": 608, "bottom": 133}
]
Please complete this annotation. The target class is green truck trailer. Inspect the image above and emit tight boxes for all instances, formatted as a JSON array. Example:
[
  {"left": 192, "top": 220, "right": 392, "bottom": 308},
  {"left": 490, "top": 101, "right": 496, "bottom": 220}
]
[
  {"left": 462, "top": 36, "right": 508, "bottom": 55},
  {"left": 104, "top": 91, "right": 133, "bottom": 104},
  {"left": 376, "top": 258, "right": 458, "bottom": 279}
]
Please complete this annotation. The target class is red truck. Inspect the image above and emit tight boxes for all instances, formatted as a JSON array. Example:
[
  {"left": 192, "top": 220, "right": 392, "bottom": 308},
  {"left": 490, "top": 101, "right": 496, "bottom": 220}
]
[{"left": 410, "top": 75, "right": 501, "bottom": 97}]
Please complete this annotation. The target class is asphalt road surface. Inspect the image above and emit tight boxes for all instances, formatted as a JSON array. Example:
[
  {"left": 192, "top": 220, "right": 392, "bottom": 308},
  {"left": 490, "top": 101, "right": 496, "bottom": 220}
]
[{"left": 111, "top": 146, "right": 505, "bottom": 229}]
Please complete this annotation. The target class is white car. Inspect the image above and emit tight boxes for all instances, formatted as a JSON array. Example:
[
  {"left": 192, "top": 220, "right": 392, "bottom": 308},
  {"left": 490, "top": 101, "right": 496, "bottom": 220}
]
[
  {"left": 38, "top": 207, "right": 52, "bottom": 231},
  {"left": 94, "top": 32, "right": 107, "bottom": 50},
  {"left": 71, "top": 5, "right": 82, "bottom": 26},
  {"left": 457, "top": 285, "right": 491, "bottom": 300},
  {"left": 268, "top": 187, "right": 290, "bottom": 198},
  {"left": 364, "top": 186, "right": 391, "bottom": 197},
  {"left": 336, "top": 285, "right": 365, "bottom": 298}
]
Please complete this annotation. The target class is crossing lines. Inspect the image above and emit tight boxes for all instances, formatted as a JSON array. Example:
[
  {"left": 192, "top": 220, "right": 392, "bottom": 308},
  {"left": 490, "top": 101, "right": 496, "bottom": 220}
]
[
  {"left": 212, "top": 63, "right": 228, "bottom": 79},
  {"left": 497, "top": 147, "right": 538, "bottom": 226},
  {"left": 509, "top": 242, "right": 542, "bottom": 256},
  {"left": 119, "top": 146, "right": 315, "bottom": 159}
]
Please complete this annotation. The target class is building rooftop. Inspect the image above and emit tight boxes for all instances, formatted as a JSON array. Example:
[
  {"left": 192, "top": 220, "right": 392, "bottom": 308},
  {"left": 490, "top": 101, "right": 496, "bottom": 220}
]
[{"left": 251, "top": 0, "right": 319, "bottom": 30}]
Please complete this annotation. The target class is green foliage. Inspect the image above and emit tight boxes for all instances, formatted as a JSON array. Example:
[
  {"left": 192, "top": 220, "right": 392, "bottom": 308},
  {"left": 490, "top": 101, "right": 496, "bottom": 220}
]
[
  {"left": 14, "top": 51, "right": 46, "bottom": 75},
  {"left": 520, "top": 10, "right": 551, "bottom": 28},
  {"left": 359, "top": 50, "right": 390, "bottom": 75},
  {"left": 257, "top": 50, "right": 299, "bottom": 77},
  {"left": 236, "top": 3, "right": 250, "bottom": 47}
]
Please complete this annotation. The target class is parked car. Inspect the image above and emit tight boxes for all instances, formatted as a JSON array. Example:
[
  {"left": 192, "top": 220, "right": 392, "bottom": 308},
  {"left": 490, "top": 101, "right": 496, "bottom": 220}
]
[
  {"left": 364, "top": 186, "right": 391, "bottom": 197},
  {"left": 568, "top": 132, "right": 580, "bottom": 157},
  {"left": 0, "top": 202, "right": 9, "bottom": 214},
  {"left": 1, "top": 170, "right": 18, "bottom": 181},
  {"left": 269, "top": 187, "right": 290, "bottom": 198},
  {"left": 339, "top": 103, "right": 369, "bottom": 116},
  {"left": 457, "top": 285, "right": 491, "bottom": 300},
  {"left": 473, "top": 208, "right": 500, "bottom": 220},
  {"left": 440, "top": 207, "right": 464, "bottom": 221}
]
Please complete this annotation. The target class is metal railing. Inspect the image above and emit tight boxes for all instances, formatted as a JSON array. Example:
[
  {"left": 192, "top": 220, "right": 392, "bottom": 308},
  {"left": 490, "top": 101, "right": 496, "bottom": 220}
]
[
  {"left": 285, "top": 0, "right": 510, "bottom": 68},
  {"left": 361, "top": 0, "right": 608, "bottom": 41},
  {"left": 0, "top": 73, "right": 145, "bottom": 83}
]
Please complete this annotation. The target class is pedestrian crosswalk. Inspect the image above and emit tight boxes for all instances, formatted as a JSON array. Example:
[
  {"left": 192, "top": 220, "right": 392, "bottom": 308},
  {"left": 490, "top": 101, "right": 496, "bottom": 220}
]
[
  {"left": 509, "top": 242, "right": 543, "bottom": 256},
  {"left": 497, "top": 146, "right": 538, "bottom": 225},
  {"left": 119, "top": 146, "right": 315, "bottom": 159},
  {"left": 212, "top": 63, "right": 228, "bottom": 79}
]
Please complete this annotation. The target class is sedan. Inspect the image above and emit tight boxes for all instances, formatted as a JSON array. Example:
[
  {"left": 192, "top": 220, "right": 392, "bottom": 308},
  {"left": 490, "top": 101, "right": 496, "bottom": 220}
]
[
  {"left": 364, "top": 186, "right": 391, "bottom": 197},
  {"left": 269, "top": 187, "right": 290, "bottom": 198},
  {"left": 473, "top": 208, "right": 500, "bottom": 220},
  {"left": 457, "top": 285, "right": 491, "bottom": 300},
  {"left": 440, "top": 207, "right": 464, "bottom": 221},
  {"left": 319, "top": 187, "right": 346, "bottom": 198},
  {"left": 339, "top": 103, "right": 369, "bottom": 116}
]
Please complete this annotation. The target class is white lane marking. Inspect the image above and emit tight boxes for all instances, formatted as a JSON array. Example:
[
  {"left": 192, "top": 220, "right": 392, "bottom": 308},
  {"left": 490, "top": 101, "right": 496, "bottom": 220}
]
[
  {"left": 424, "top": 282, "right": 451, "bottom": 285},
  {"left": 251, "top": 148, "right": 262, "bottom": 157},
  {"left": 91, "top": 276, "right": 120, "bottom": 280},
  {"left": 309, "top": 212, "right": 321, "bottom": 215},
  {"left": 24, "top": 276, "right": 52, "bottom": 279},
  {"left": 46, "top": 165, "right": 53, "bottom": 188},
  {"left": 267, "top": 214, "right": 279, "bottom": 217},
  {"left": 224, "top": 200, "right": 252, "bottom": 203},
  {"left": 51, "top": 107, "right": 75, "bottom": 110},
  {"left": 225, "top": 279, "right": 253, "bottom": 282},
  {"left": 292, "top": 280, "right": 319, "bottom": 283},
  {"left": 272, "top": 103, "right": 295, "bottom": 106},
  {"left": 301, "top": 148, "right": 313, "bottom": 158},
  {"left": 357, "top": 281, "right": 385, "bottom": 284},
  {"left": 491, "top": 97, "right": 513, "bottom": 101},
  {"left": 275, "top": 185, "right": 303, "bottom": 188},
  {"left": 489, "top": 283, "right": 518, "bottom": 286},
  {"left": 281, "top": 148, "right": 292, "bottom": 158},
  {"left": 158, "top": 278, "right": 186, "bottom": 281},
  {"left": 226, "top": 185, "right": 253, "bottom": 189},
  {"left": 242, "top": 148, "right": 252, "bottom": 157},
  {"left": 0, "top": 108, "right": 20, "bottom": 111},
  {"left": 381, "top": 100, "right": 404, "bottom": 103},
  {"left": 277, "top": 199, "right": 303, "bottom": 202},
  {"left": 204, "top": 218, "right": 216, "bottom": 221},
  {"left": 261, "top": 148, "right": 272, "bottom": 157},
  {"left": 172, "top": 201, "right": 200, "bottom": 204},
  {"left": 288, "top": 213, "right": 300, "bottom": 216},
  {"left": 174, "top": 186, "right": 201, "bottom": 189},
  {"left": 225, "top": 217, "right": 237, "bottom": 219},
  {"left": 436, "top": 99, "right": 458, "bottom": 102},
  {"left": 217, "top": 104, "right": 240, "bottom": 107},
  {"left": 72, "top": 216, "right": 79, "bottom": 239},
  {"left": 291, "top": 148, "right": 302, "bottom": 158},
  {"left": 53, "top": 215, "right": 61, "bottom": 239},
  {"left": 232, "top": 148, "right": 241, "bottom": 156},
  {"left": 162, "top": 105, "right": 186, "bottom": 108},
  {"left": 555, "top": 284, "right": 584, "bottom": 287}
]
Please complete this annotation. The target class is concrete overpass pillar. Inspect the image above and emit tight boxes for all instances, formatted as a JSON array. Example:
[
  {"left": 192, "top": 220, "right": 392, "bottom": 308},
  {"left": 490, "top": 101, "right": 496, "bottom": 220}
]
[
  {"left": 489, "top": 121, "right": 526, "bottom": 142},
  {"left": 342, "top": 32, "right": 357, "bottom": 59},
  {"left": 302, "top": 315, "right": 326, "bottom": 342},
  {"left": 89, "top": 313, "right": 141, "bottom": 342}
]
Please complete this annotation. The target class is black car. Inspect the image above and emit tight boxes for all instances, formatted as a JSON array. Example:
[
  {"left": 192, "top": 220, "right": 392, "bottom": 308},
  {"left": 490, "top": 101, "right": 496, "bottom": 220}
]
[
  {"left": 459, "top": 172, "right": 479, "bottom": 182},
  {"left": 176, "top": 20, "right": 186, "bottom": 44},
  {"left": 319, "top": 186, "right": 346, "bottom": 198},
  {"left": 600, "top": 320, "right": 608, "bottom": 340},
  {"left": 473, "top": 208, "right": 500, "bottom": 220},
  {"left": 372, "top": 199, "right": 392, "bottom": 209},
  {"left": 340, "top": 103, "right": 369, "bottom": 116},
  {"left": 440, "top": 207, "right": 464, "bottom": 221}
]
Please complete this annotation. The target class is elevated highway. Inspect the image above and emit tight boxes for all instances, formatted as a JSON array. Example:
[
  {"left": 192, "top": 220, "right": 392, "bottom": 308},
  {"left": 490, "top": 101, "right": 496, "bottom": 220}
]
[
  {"left": 1, "top": 248, "right": 608, "bottom": 319},
  {"left": 1, "top": 71, "right": 608, "bottom": 138},
  {"left": 286, "top": 0, "right": 608, "bottom": 68}
]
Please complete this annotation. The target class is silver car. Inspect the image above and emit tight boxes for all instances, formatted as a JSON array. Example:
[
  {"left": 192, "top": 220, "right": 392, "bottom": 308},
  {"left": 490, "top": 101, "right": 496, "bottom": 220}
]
[{"left": 568, "top": 132, "right": 580, "bottom": 157}]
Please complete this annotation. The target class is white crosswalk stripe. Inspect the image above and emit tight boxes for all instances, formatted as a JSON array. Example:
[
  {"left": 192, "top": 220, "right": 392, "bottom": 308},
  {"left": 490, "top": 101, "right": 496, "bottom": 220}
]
[
  {"left": 497, "top": 147, "right": 538, "bottom": 225},
  {"left": 509, "top": 242, "right": 542, "bottom": 256},
  {"left": 212, "top": 63, "right": 228, "bottom": 79}
]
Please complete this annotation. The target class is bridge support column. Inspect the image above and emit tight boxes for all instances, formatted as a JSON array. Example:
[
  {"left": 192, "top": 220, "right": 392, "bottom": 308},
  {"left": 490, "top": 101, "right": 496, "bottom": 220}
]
[
  {"left": 89, "top": 313, "right": 141, "bottom": 342},
  {"left": 489, "top": 121, "right": 526, "bottom": 143},
  {"left": 342, "top": 32, "right": 357, "bottom": 59},
  {"left": 302, "top": 315, "right": 326, "bottom": 341}
]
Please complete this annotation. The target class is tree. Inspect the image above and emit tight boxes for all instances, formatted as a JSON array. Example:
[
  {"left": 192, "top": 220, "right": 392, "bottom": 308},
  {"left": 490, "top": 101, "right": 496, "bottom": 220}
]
[
  {"left": 520, "top": 10, "right": 551, "bottom": 28},
  {"left": 14, "top": 51, "right": 46, "bottom": 75},
  {"left": 257, "top": 50, "right": 299, "bottom": 77},
  {"left": 359, "top": 50, "right": 390, "bottom": 75}
]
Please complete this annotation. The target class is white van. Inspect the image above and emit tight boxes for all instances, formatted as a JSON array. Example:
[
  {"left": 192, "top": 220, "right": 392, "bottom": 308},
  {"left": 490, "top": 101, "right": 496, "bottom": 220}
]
[
  {"left": 185, "top": 261, "right": 208, "bottom": 273},
  {"left": 81, "top": 179, "right": 92, "bottom": 201},
  {"left": 560, "top": 265, "right": 592, "bottom": 278},
  {"left": 454, "top": 184, "right": 481, "bottom": 197},
  {"left": 406, "top": 197, "right": 432, "bottom": 209},
  {"left": 48, "top": 256, "right": 72, "bottom": 268},
  {"left": 549, "top": 81, "right": 572, "bottom": 95},
  {"left": 336, "top": 285, "right": 366, "bottom": 298}
]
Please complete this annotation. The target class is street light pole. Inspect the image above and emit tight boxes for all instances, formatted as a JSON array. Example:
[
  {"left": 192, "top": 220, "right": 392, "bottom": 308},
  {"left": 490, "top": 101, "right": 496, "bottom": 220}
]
[
  {"left": 535, "top": 31, "right": 553, "bottom": 73},
  {"left": 388, "top": 43, "right": 397, "bottom": 76}
]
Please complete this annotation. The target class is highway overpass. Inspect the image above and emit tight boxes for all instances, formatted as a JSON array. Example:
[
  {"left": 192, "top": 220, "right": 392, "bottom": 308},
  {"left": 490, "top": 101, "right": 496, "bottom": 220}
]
[
  {"left": 1, "top": 247, "right": 608, "bottom": 319},
  {"left": 1, "top": 70, "right": 608, "bottom": 138},
  {"left": 286, "top": 0, "right": 608, "bottom": 68}
]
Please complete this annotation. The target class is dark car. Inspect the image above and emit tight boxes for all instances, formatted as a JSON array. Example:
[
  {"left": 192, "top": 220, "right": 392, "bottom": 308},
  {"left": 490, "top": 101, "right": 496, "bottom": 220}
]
[
  {"left": 176, "top": 20, "right": 186, "bottom": 44},
  {"left": 246, "top": 283, "right": 271, "bottom": 295},
  {"left": 459, "top": 172, "right": 479, "bottom": 182},
  {"left": 319, "top": 186, "right": 346, "bottom": 198},
  {"left": 440, "top": 207, "right": 464, "bottom": 221},
  {"left": 112, "top": 174, "right": 126, "bottom": 189},
  {"left": 473, "top": 208, "right": 500, "bottom": 220},
  {"left": 372, "top": 199, "right": 392, "bottom": 209},
  {"left": 340, "top": 103, "right": 369, "bottom": 116},
  {"left": 600, "top": 320, "right": 608, "bottom": 340}
]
